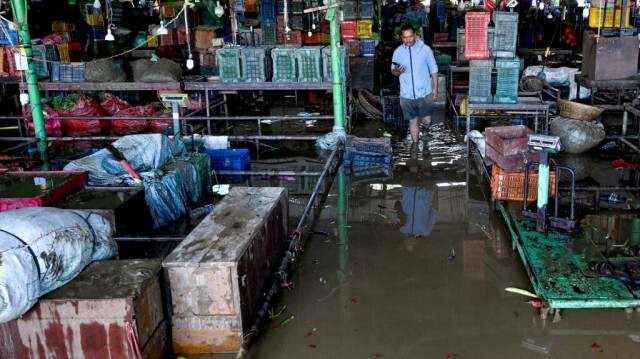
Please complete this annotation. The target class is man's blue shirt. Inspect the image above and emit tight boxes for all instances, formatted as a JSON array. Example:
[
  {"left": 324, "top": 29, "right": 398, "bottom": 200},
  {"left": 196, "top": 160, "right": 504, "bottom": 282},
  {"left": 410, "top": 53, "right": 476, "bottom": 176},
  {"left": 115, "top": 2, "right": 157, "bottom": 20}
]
[{"left": 391, "top": 38, "right": 439, "bottom": 100}]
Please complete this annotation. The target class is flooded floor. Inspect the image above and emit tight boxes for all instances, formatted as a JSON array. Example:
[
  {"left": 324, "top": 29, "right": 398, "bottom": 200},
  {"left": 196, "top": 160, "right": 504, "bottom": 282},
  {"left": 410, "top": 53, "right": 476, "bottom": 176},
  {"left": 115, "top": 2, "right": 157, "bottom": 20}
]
[{"left": 199, "top": 110, "right": 640, "bottom": 359}]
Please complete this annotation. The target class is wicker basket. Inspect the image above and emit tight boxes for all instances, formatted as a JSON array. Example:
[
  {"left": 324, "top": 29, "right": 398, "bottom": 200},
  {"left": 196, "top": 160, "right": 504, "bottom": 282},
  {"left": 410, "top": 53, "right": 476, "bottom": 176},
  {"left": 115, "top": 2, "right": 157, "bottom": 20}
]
[{"left": 558, "top": 99, "right": 604, "bottom": 121}]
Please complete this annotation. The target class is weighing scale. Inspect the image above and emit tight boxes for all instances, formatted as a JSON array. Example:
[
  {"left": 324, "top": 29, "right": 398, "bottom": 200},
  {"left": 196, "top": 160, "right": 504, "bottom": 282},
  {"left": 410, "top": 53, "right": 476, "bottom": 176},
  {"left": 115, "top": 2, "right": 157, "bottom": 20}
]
[
  {"left": 522, "top": 134, "right": 577, "bottom": 232},
  {"left": 160, "top": 93, "right": 189, "bottom": 140}
]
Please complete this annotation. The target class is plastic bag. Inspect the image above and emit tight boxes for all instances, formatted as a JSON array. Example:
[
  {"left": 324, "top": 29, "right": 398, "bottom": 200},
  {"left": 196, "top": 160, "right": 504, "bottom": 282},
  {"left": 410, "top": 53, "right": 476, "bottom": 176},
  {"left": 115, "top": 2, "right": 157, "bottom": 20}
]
[
  {"left": 151, "top": 109, "right": 173, "bottom": 133},
  {"left": 24, "top": 103, "right": 62, "bottom": 137},
  {"left": 133, "top": 58, "right": 183, "bottom": 83},
  {"left": 55, "top": 94, "right": 109, "bottom": 136},
  {"left": 100, "top": 92, "right": 131, "bottom": 116},
  {"left": 84, "top": 59, "right": 127, "bottom": 82},
  {"left": 0, "top": 207, "right": 115, "bottom": 323},
  {"left": 550, "top": 116, "right": 606, "bottom": 154},
  {"left": 111, "top": 105, "right": 154, "bottom": 135}
]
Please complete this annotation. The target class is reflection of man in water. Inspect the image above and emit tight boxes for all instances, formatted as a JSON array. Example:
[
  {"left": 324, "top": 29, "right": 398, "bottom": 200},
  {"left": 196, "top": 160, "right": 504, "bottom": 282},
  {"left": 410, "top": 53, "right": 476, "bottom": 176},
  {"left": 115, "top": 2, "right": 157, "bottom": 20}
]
[{"left": 398, "top": 151, "right": 438, "bottom": 241}]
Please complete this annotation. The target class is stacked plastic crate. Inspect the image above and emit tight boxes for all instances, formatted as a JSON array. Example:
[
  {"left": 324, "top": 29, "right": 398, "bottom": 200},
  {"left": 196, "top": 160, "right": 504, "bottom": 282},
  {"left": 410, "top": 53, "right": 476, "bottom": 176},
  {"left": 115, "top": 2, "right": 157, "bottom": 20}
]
[
  {"left": 276, "top": 15, "right": 302, "bottom": 45},
  {"left": 271, "top": 46, "right": 298, "bottom": 82},
  {"left": 261, "top": 0, "right": 277, "bottom": 45},
  {"left": 240, "top": 47, "right": 272, "bottom": 82},
  {"left": 465, "top": 12, "right": 492, "bottom": 104},
  {"left": 216, "top": 47, "right": 243, "bottom": 82},
  {"left": 357, "top": 0, "right": 375, "bottom": 57},
  {"left": 493, "top": 12, "right": 519, "bottom": 104},
  {"left": 295, "top": 46, "right": 323, "bottom": 82},
  {"left": 341, "top": 0, "right": 359, "bottom": 56}
]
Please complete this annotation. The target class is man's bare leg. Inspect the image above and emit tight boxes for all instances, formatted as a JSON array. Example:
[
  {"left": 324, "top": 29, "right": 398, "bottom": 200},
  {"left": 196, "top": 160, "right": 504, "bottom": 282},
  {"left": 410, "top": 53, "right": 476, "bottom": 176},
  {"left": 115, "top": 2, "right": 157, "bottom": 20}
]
[{"left": 409, "top": 117, "right": 420, "bottom": 143}]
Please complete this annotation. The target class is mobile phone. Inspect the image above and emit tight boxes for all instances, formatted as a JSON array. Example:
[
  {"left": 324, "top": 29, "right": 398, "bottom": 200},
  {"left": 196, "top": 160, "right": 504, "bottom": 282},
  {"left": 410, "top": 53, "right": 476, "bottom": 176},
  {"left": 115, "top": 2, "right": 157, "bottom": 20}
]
[{"left": 392, "top": 61, "right": 401, "bottom": 67}]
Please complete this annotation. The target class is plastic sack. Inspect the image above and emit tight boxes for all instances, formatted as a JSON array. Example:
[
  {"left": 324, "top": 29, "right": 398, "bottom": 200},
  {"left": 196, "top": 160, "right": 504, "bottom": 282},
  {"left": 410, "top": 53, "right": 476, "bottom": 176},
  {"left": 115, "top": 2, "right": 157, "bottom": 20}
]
[
  {"left": 316, "top": 128, "right": 347, "bottom": 150},
  {"left": 24, "top": 103, "right": 62, "bottom": 137},
  {"left": 132, "top": 58, "right": 183, "bottom": 83},
  {"left": 0, "top": 207, "right": 116, "bottom": 323},
  {"left": 100, "top": 92, "right": 131, "bottom": 116},
  {"left": 550, "top": 116, "right": 606, "bottom": 154},
  {"left": 64, "top": 134, "right": 194, "bottom": 228},
  {"left": 150, "top": 109, "right": 173, "bottom": 133},
  {"left": 111, "top": 105, "right": 154, "bottom": 135},
  {"left": 54, "top": 94, "right": 109, "bottom": 136},
  {"left": 84, "top": 59, "right": 127, "bottom": 83}
]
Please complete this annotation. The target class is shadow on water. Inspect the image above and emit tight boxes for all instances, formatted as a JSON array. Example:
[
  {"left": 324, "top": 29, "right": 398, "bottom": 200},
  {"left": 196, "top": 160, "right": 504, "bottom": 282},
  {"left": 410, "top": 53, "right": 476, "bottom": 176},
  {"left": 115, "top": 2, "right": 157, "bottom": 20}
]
[{"left": 198, "top": 110, "right": 640, "bottom": 359}]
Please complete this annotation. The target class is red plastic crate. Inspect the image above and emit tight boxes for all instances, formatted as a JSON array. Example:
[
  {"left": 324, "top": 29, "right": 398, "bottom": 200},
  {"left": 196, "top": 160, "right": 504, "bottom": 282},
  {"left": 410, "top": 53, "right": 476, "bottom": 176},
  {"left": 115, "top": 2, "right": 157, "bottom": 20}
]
[
  {"left": 159, "top": 28, "right": 176, "bottom": 46},
  {"left": 176, "top": 28, "right": 194, "bottom": 45},
  {"left": 277, "top": 30, "right": 302, "bottom": 45},
  {"left": 341, "top": 20, "right": 357, "bottom": 40},
  {"left": 320, "top": 19, "right": 330, "bottom": 33},
  {"left": 343, "top": 39, "right": 360, "bottom": 57},
  {"left": 464, "top": 12, "right": 490, "bottom": 60},
  {"left": 0, "top": 171, "right": 88, "bottom": 212}
]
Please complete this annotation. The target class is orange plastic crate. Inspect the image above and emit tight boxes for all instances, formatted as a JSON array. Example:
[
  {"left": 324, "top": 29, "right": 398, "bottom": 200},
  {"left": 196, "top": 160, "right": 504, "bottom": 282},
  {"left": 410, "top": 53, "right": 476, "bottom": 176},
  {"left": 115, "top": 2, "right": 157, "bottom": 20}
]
[
  {"left": 491, "top": 165, "right": 556, "bottom": 201},
  {"left": 304, "top": 32, "right": 323, "bottom": 44},
  {"left": 464, "top": 12, "right": 490, "bottom": 60},
  {"left": 341, "top": 20, "right": 357, "bottom": 39}
]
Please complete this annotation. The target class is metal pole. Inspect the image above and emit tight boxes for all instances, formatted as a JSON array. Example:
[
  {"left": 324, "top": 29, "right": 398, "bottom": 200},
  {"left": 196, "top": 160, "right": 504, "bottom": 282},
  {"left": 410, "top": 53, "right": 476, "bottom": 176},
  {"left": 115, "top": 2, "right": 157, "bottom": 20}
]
[
  {"left": 327, "top": 2, "right": 345, "bottom": 129},
  {"left": 11, "top": 0, "right": 50, "bottom": 170}
]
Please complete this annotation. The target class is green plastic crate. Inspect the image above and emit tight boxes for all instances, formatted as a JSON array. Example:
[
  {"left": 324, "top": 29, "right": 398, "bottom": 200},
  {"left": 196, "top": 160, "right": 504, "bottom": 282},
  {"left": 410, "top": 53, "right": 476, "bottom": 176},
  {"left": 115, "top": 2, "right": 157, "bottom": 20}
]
[
  {"left": 241, "top": 47, "right": 272, "bottom": 82},
  {"left": 189, "top": 153, "right": 212, "bottom": 199},
  {"left": 262, "top": 23, "right": 278, "bottom": 45},
  {"left": 216, "top": 47, "right": 243, "bottom": 82},
  {"left": 468, "top": 59, "right": 493, "bottom": 104},
  {"left": 494, "top": 58, "right": 520, "bottom": 104},
  {"left": 271, "top": 46, "right": 298, "bottom": 82},
  {"left": 295, "top": 46, "right": 323, "bottom": 82},
  {"left": 435, "top": 53, "right": 451, "bottom": 72},
  {"left": 322, "top": 45, "right": 348, "bottom": 82}
]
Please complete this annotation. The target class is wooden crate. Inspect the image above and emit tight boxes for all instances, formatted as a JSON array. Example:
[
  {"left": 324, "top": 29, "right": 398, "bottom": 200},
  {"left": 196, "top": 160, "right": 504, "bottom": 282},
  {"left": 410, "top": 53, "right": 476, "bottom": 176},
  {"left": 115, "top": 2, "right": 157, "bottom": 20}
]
[
  {"left": 163, "top": 187, "right": 288, "bottom": 354},
  {"left": 0, "top": 259, "right": 166, "bottom": 359}
]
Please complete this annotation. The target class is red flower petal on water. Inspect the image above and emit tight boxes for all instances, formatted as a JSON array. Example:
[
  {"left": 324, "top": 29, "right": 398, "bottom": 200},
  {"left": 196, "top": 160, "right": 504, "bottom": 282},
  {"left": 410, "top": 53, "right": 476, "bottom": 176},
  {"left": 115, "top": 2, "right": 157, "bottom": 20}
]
[
  {"left": 370, "top": 355, "right": 382, "bottom": 358},
  {"left": 305, "top": 331, "right": 313, "bottom": 337},
  {"left": 446, "top": 354, "right": 458, "bottom": 359},
  {"left": 349, "top": 298, "right": 357, "bottom": 303},
  {"left": 309, "top": 344, "right": 317, "bottom": 348},
  {"left": 591, "top": 343, "right": 600, "bottom": 349}
]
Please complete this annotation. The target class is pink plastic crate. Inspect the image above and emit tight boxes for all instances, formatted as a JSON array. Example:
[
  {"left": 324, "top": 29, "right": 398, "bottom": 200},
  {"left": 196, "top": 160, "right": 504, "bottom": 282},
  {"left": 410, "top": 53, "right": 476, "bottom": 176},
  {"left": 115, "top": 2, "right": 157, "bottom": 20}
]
[
  {"left": 464, "top": 12, "right": 490, "bottom": 60},
  {"left": 0, "top": 171, "right": 88, "bottom": 212}
]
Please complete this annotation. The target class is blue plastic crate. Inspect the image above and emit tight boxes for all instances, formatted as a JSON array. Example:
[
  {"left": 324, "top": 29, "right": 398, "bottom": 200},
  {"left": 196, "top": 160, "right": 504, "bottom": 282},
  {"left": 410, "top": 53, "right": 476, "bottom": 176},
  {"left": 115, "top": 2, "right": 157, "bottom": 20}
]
[
  {"left": 358, "top": 0, "right": 374, "bottom": 19},
  {"left": 205, "top": 148, "right": 251, "bottom": 171},
  {"left": 347, "top": 136, "right": 392, "bottom": 153},
  {"left": 271, "top": 46, "right": 298, "bottom": 82},
  {"left": 360, "top": 39, "right": 375, "bottom": 57},
  {"left": 276, "top": 0, "right": 289, "bottom": 14},
  {"left": 51, "top": 62, "right": 85, "bottom": 82},
  {"left": 295, "top": 46, "right": 323, "bottom": 82},
  {"left": 240, "top": 47, "right": 272, "bottom": 82},
  {"left": 260, "top": 0, "right": 277, "bottom": 23},
  {"left": 291, "top": 15, "right": 303, "bottom": 30},
  {"left": 468, "top": 60, "right": 493, "bottom": 104},
  {"left": 216, "top": 47, "right": 243, "bottom": 82},
  {"left": 493, "top": 12, "right": 518, "bottom": 58},
  {"left": 343, "top": 148, "right": 393, "bottom": 168},
  {"left": 0, "top": 20, "right": 18, "bottom": 45}
]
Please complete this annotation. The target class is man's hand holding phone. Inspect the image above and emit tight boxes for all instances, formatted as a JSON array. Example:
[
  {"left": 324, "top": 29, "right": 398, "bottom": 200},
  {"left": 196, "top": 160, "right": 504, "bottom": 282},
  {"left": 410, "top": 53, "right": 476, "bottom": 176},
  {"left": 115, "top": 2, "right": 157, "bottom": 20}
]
[{"left": 392, "top": 61, "right": 404, "bottom": 74}]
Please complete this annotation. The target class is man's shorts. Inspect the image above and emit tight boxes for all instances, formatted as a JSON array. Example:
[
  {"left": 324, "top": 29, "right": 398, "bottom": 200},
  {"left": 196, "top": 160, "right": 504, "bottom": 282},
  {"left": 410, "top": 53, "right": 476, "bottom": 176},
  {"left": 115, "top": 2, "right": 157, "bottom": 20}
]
[{"left": 400, "top": 93, "right": 434, "bottom": 122}]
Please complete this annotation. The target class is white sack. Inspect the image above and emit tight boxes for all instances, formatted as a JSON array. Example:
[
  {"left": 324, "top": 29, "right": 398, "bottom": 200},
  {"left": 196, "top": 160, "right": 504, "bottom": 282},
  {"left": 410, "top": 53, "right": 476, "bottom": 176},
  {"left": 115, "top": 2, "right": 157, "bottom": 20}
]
[{"left": 0, "top": 207, "right": 115, "bottom": 323}]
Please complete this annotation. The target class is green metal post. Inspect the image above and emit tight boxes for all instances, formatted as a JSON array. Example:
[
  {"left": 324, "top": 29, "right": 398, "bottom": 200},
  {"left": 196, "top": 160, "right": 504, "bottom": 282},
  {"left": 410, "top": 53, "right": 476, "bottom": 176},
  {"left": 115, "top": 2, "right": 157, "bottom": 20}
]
[
  {"left": 326, "top": 5, "right": 345, "bottom": 129},
  {"left": 11, "top": 0, "right": 50, "bottom": 170}
]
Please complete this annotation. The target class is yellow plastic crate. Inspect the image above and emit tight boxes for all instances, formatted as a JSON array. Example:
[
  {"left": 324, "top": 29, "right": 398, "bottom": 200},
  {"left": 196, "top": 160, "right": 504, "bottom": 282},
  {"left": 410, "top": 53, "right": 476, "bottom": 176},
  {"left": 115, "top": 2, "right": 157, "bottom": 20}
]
[
  {"left": 56, "top": 43, "right": 70, "bottom": 63},
  {"left": 51, "top": 21, "right": 75, "bottom": 32},
  {"left": 86, "top": 14, "right": 104, "bottom": 26},
  {"left": 357, "top": 19, "right": 372, "bottom": 39},
  {"left": 321, "top": 33, "right": 330, "bottom": 44},
  {"left": 147, "top": 35, "right": 158, "bottom": 47},
  {"left": 589, "top": 7, "right": 629, "bottom": 28}
]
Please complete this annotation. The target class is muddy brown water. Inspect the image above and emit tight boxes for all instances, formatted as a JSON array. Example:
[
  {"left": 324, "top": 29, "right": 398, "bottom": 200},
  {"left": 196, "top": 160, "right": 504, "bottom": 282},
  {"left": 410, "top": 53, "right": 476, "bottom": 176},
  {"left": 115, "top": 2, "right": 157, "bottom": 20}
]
[{"left": 191, "top": 110, "right": 640, "bottom": 359}]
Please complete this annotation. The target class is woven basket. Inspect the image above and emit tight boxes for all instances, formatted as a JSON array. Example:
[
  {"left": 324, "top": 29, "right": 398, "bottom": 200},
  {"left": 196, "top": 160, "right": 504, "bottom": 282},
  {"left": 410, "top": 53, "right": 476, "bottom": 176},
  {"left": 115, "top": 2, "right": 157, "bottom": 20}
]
[{"left": 558, "top": 99, "right": 604, "bottom": 121}]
